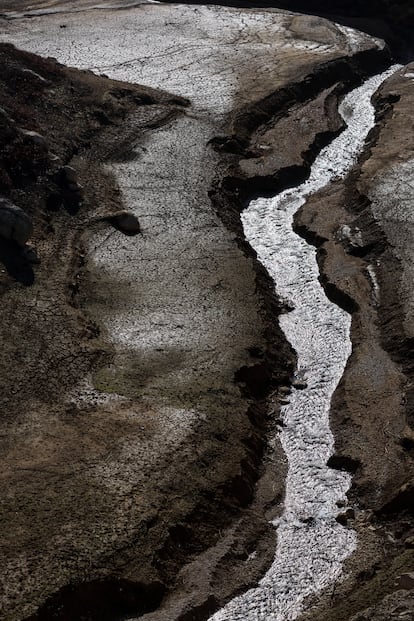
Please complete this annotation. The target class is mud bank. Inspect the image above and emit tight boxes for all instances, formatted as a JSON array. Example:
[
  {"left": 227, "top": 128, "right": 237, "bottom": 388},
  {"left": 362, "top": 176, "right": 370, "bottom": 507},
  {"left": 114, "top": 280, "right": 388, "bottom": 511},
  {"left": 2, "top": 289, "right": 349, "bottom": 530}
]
[{"left": 0, "top": 3, "right": 405, "bottom": 621}]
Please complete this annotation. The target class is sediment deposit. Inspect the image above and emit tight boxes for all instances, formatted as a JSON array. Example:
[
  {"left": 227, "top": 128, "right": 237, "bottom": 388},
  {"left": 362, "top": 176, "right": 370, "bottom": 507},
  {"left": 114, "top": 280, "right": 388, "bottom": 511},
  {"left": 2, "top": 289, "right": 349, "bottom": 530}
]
[{"left": 0, "top": 2, "right": 413, "bottom": 621}]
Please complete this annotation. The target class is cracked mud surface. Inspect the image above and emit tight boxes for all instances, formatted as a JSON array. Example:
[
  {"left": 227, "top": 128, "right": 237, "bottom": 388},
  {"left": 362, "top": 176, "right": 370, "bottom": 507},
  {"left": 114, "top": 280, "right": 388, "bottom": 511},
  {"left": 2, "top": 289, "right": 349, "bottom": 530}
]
[{"left": 0, "top": 2, "right": 413, "bottom": 621}]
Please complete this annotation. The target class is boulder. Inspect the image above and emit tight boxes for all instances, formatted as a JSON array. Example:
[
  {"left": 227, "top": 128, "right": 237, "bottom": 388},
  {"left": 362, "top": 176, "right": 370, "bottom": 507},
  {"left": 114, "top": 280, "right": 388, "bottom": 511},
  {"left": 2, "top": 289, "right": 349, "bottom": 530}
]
[
  {"left": 336, "top": 507, "right": 355, "bottom": 525},
  {"left": 0, "top": 197, "right": 33, "bottom": 246},
  {"left": 292, "top": 378, "right": 308, "bottom": 390},
  {"left": 61, "top": 165, "right": 78, "bottom": 184},
  {"left": 107, "top": 210, "right": 141, "bottom": 236},
  {"left": 19, "top": 129, "right": 48, "bottom": 150}
]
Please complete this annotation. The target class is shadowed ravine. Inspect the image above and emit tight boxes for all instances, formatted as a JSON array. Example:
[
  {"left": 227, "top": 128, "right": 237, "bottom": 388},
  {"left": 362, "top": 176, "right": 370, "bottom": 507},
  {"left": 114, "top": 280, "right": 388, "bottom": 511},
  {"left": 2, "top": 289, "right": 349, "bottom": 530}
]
[{"left": 208, "top": 65, "right": 401, "bottom": 621}]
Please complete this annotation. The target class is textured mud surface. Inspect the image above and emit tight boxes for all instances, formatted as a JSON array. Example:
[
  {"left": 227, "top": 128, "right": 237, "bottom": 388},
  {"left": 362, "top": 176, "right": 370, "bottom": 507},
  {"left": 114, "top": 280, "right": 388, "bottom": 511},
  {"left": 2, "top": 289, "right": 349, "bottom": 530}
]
[
  {"left": 0, "top": 2, "right": 412, "bottom": 621},
  {"left": 210, "top": 68, "right": 402, "bottom": 621}
]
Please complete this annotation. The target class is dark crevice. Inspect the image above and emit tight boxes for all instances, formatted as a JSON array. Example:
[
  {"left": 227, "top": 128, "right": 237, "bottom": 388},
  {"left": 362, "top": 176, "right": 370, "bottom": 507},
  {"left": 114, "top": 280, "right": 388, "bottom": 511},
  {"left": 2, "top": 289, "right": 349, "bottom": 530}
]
[
  {"left": 327, "top": 454, "right": 361, "bottom": 474},
  {"left": 24, "top": 579, "right": 166, "bottom": 621}
]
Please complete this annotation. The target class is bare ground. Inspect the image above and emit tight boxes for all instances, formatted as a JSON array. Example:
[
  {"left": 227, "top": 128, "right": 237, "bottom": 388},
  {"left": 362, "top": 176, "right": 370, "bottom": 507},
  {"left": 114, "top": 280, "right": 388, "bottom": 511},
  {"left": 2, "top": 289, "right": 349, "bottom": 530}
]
[{"left": 1, "top": 5, "right": 413, "bottom": 621}]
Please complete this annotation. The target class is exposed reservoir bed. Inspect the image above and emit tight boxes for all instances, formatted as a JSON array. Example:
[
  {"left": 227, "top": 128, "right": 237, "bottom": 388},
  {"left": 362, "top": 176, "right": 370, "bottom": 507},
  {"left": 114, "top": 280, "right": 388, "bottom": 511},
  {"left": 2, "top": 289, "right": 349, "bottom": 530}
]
[{"left": 209, "top": 65, "right": 400, "bottom": 621}]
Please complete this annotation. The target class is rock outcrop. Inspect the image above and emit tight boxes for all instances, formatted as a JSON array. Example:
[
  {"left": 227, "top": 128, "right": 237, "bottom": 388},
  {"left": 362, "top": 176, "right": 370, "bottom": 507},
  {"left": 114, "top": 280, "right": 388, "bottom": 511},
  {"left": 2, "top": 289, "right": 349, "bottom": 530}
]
[{"left": 0, "top": 197, "right": 33, "bottom": 245}]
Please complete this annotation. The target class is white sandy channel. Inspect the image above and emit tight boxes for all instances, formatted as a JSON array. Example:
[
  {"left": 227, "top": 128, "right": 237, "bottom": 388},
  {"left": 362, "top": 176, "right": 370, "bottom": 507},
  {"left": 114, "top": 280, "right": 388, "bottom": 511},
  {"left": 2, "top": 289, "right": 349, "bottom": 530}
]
[{"left": 209, "top": 65, "right": 401, "bottom": 621}]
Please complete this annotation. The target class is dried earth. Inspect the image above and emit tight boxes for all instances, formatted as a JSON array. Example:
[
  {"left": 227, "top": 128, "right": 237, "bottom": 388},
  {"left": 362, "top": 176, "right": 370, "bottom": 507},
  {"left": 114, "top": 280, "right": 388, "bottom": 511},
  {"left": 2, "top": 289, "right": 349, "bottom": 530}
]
[{"left": 0, "top": 2, "right": 413, "bottom": 621}]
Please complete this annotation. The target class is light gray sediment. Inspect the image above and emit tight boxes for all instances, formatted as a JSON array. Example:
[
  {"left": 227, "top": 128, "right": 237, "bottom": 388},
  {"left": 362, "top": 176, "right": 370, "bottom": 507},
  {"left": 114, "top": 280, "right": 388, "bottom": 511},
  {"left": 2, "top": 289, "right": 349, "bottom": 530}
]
[
  {"left": 209, "top": 66, "right": 400, "bottom": 621},
  {"left": 0, "top": 5, "right": 393, "bottom": 620}
]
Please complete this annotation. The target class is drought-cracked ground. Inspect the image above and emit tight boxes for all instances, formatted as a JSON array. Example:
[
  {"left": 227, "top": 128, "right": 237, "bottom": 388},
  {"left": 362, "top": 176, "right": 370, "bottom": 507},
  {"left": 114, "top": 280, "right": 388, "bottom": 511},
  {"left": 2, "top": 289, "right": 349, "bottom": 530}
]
[{"left": 0, "top": 2, "right": 413, "bottom": 621}]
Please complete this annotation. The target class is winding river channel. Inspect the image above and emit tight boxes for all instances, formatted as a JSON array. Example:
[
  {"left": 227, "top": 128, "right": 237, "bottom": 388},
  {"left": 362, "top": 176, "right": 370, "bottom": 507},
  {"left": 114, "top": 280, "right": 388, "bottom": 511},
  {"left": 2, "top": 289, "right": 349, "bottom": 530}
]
[{"left": 209, "top": 65, "right": 400, "bottom": 621}]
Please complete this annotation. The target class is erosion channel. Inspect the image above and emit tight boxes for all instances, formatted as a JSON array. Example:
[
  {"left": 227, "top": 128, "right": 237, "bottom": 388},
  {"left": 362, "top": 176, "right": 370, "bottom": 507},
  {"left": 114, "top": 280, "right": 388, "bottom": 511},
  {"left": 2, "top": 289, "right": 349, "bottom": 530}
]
[{"left": 209, "top": 64, "right": 401, "bottom": 621}]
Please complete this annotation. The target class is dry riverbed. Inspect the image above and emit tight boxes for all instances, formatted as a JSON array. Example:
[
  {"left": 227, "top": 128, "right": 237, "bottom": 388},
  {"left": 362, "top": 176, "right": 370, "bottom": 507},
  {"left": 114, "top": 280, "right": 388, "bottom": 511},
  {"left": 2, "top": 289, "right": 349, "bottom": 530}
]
[{"left": 0, "top": 2, "right": 412, "bottom": 621}]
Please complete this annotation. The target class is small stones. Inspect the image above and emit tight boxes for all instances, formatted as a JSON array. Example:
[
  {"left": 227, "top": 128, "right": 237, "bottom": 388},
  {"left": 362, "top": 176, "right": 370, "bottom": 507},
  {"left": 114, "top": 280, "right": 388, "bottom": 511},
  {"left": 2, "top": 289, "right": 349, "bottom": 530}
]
[
  {"left": 292, "top": 379, "right": 308, "bottom": 390},
  {"left": 0, "top": 197, "right": 33, "bottom": 246},
  {"left": 396, "top": 573, "right": 414, "bottom": 590},
  {"left": 337, "top": 223, "right": 365, "bottom": 252},
  {"left": 107, "top": 211, "right": 141, "bottom": 236},
  {"left": 336, "top": 508, "right": 355, "bottom": 525},
  {"left": 19, "top": 129, "right": 48, "bottom": 150}
]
